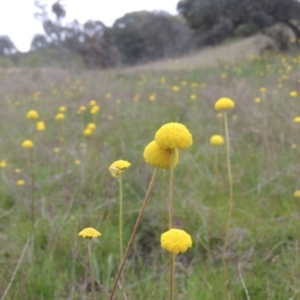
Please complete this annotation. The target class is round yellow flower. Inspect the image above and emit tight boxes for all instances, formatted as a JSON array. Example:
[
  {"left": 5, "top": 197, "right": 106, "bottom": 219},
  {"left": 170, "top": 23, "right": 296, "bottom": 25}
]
[
  {"left": 26, "top": 110, "right": 39, "bottom": 120},
  {"left": 109, "top": 160, "right": 131, "bottom": 178},
  {"left": 87, "top": 123, "right": 96, "bottom": 131},
  {"left": 78, "top": 227, "right": 101, "bottom": 239},
  {"left": 155, "top": 122, "right": 193, "bottom": 150},
  {"left": 210, "top": 135, "right": 224, "bottom": 146},
  {"left": 22, "top": 140, "right": 33, "bottom": 148},
  {"left": 259, "top": 87, "right": 266, "bottom": 93},
  {"left": 0, "top": 160, "right": 6, "bottom": 168},
  {"left": 143, "top": 141, "right": 179, "bottom": 169},
  {"left": 83, "top": 128, "right": 93, "bottom": 136},
  {"left": 294, "top": 190, "right": 300, "bottom": 198},
  {"left": 294, "top": 117, "right": 300, "bottom": 123},
  {"left": 79, "top": 105, "right": 87, "bottom": 111},
  {"left": 17, "top": 180, "right": 25, "bottom": 186},
  {"left": 214, "top": 97, "right": 235, "bottom": 111},
  {"left": 75, "top": 159, "right": 81, "bottom": 165},
  {"left": 89, "top": 99, "right": 97, "bottom": 106},
  {"left": 161, "top": 228, "right": 192, "bottom": 254},
  {"left": 254, "top": 97, "right": 261, "bottom": 103},
  {"left": 59, "top": 106, "right": 67, "bottom": 112},
  {"left": 36, "top": 121, "right": 45, "bottom": 131},
  {"left": 53, "top": 147, "right": 60, "bottom": 153},
  {"left": 290, "top": 91, "right": 298, "bottom": 98},
  {"left": 55, "top": 113, "right": 65, "bottom": 120}
]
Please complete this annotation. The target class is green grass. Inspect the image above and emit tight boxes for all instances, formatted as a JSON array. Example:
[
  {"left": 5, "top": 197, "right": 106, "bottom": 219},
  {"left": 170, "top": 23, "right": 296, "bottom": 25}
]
[{"left": 0, "top": 49, "right": 300, "bottom": 299}]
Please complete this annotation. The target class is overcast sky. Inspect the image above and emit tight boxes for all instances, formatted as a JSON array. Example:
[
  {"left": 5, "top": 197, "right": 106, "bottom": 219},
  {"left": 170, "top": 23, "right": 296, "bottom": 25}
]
[{"left": 0, "top": 0, "right": 179, "bottom": 52}]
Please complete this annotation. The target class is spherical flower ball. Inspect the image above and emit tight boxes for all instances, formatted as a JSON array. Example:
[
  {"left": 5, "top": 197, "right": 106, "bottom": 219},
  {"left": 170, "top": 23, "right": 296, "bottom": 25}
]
[
  {"left": 83, "top": 128, "right": 93, "bottom": 136},
  {"left": 17, "top": 180, "right": 25, "bottom": 186},
  {"left": 155, "top": 122, "right": 193, "bottom": 150},
  {"left": 59, "top": 106, "right": 67, "bottom": 112},
  {"left": 143, "top": 141, "right": 179, "bottom": 169},
  {"left": 36, "top": 121, "right": 45, "bottom": 131},
  {"left": 22, "top": 140, "right": 33, "bottom": 149},
  {"left": 89, "top": 99, "right": 97, "bottom": 107},
  {"left": 294, "top": 190, "right": 300, "bottom": 198},
  {"left": 290, "top": 91, "right": 298, "bottom": 98},
  {"left": 26, "top": 110, "right": 39, "bottom": 120},
  {"left": 55, "top": 113, "right": 65, "bottom": 120},
  {"left": 210, "top": 135, "right": 224, "bottom": 146},
  {"left": 87, "top": 123, "right": 96, "bottom": 131},
  {"left": 214, "top": 97, "right": 235, "bottom": 111},
  {"left": 109, "top": 160, "right": 131, "bottom": 178},
  {"left": 0, "top": 160, "right": 6, "bottom": 168},
  {"left": 161, "top": 228, "right": 192, "bottom": 254},
  {"left": 294, "top": 117, "right": 300, "bottom": 123},
  {"left": 78, "top": 227, "right": 101, "bottom": 239}
]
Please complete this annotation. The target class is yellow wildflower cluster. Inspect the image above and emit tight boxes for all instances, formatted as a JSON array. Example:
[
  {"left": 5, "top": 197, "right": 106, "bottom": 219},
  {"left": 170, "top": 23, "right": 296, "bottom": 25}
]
[
  {"left": 214, "top": 97, "right": 235, "bottom": 111},
  {"left": 210, "top": 135, "right": 225, "bottom": 146},
  {"left": 109, "top": 160, "right": 131, "bottom": 178},
  {"left": 26, "top": 110, "right": 39, "bottom": 120},
  {"left": 78, "top": 227, "right": 101, "bottom": 239}
]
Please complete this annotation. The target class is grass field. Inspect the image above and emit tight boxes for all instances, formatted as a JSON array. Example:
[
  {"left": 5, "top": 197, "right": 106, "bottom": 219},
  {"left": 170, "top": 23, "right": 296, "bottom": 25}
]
[{"left": 0, "top": 40, "right": 300, "bottom": 300}]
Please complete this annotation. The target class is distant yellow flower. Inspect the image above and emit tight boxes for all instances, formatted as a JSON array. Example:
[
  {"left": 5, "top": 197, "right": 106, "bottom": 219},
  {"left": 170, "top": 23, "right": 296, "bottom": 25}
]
[
  {"left": 294, "top": 190, "right": 300, "bottom": 198},
  {"left": 291, "top": 144, "right": 297, "bottom": 149},
  {"left": 214, "top": 97, "right": 235, "bottom": 111},
  {"left": 22, "top": 140, "right": 33, "bottom": 148},
  {"left": 53, "top": 147, "right": 60, "bottom": 153},
  {"left": 149, "top": 94, "right": 156, "bottom": 101},
  {"left": 17, "top": 180, "right": 25, "bottom": 186},
  {"left": 79, "top": 105, "right": 87, "bottom": 111},
  {"left": 217, "top": 113, "right": 223, "bottom": 118},
  {"left": 189, "top": 94, "right": 196, "bottom": 101},
  {"left": 55, "top": 113, "right": 65, "bottom": 120},
  {"left": 26, "top": 110, "right": 39, "bottom": 120},
  {"left": 87, "top": 123, "right": 96, "bottom": 131},
  {"left": 143, "top": 141, "right": 179, "bottom": 169},
  {"left": 83, "top": 128, "right": 93, "bottom": 136},
  {"left": 210, "top": 135, "right": 224, "bottom": 146},
  {"left": 75, "top": 159, "right": 81, "bottom": 165},
  {"left": 155, "top": 122, "right": 193, "bottom": 150},
  {"left": 232, "top": 114, "right": 238, "bottom": 121},
  {"left": 221, "top": 73, "right": 227, "bottom": 79},
  {"left": 290, "top": 91, "right": 298, "bottom": 98},
  {"left": 78, "top": 227, "right": 101, "bottom": 239},
  {"left": 0, "top": 160, "right": 6, "bottom": 168},
  {"left": 105, "top": 93, "right": 111, "bottom": 99},
  {"left": 15, "top": 168, "right": 21, "bottom": 173},
  {"left": 36, "top": 121, "right": 45, "bottom": 131},
  {"left": 109, "top": 160, "right": 131, "bottom": 178},
  {"left": 254, "top": 97, "right": 261, "bottom": 103},
  {"left": 161, "top": 228, "right": 192, "bottom": 254},
  {"left": 59, "top": 106, "right": 67, "bottom": 112},
  {"left": 172, "top": 85, "right": 180, "bottom": 92},
  {"left": 89, "top": 100, "right": 97, "bottom": 106},
  {"left": 259, "top": 87, "right": 267, "bottom": 93},
  {"left": 90, "top": 105, "right": 100, "bottom": 114},
  {"left": 294, "top": 117, "right": 300, "bottom": 123}
]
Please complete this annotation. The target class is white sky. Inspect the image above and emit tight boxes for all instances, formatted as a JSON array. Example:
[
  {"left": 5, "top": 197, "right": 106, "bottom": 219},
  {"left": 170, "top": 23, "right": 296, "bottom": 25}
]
[{"left": 0, "top": 0, "right": 179, "bottom": 52}]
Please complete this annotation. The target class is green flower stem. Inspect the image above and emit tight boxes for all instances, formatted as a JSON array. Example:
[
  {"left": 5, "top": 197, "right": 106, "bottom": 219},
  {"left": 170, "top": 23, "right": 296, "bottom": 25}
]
[
  {"left": 169, "top": 253, "right": 175, "bottom": 300},
  {"left": 118, "top": 175, "right": 125, "bottom": 300},
  {"left": 29, "top": 148, "right": 35, "bottom": 230},
  {"left": 169, "top": 149, "right": 175, "bottom": 300},
  {"left": 222, "top": 111, "right": 233, "bottom": 300},
  {"left": 109, "top": 168, "right": 158, "bottom": 300},
  {"left": 87, "top": 239, "right": 96, "bottom": 300}
]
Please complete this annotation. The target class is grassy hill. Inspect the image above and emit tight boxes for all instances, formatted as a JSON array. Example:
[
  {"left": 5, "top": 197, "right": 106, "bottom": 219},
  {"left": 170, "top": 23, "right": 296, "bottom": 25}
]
[{"left": 0, "top": 39, "right": 300, "bottom": 299}]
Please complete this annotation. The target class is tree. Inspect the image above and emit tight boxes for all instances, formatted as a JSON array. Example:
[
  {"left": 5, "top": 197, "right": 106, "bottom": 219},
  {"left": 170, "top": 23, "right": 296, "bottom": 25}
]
[{"left": 0, "top": 36, "right": 17, "bottom": 56}]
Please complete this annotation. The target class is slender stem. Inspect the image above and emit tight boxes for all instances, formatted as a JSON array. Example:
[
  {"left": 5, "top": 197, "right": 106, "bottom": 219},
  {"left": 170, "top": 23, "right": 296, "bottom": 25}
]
[
  {"left": 207, "top": 146, "right": 219, "bottom": 264},
  {"left": 222, "top": 111, "right": 233, "bottom": 300},
  {"left": 169, "top": 253, "right": 175, "bottom": 300},
  {"left": 169, "top": 149, "right": 175, "bottom": 229},
  {"left": 88, "top": 239, "right": 96, "bottom": 300},
  {"left": 118, "top": 175, "right": 124, "bottom": 300},
  {"left": 109, "top": 168, "right": 158, "bottom": 300},
  {"left": 29, "top": 148, "right": 35, "bottom": 230},
  {"left": 168, "top": 149, "right": 175, "bottom": 300}
]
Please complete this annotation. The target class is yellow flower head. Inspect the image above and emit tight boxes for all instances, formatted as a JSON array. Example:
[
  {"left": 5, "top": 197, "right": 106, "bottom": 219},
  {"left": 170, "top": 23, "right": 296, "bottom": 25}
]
[
  {"left": 36, "top": 121, "right": 45, "bottom": 131},
  {"left": 290, "top": 91, "right": 298, "bottom": 98},
  {"left": 214, "top": 97, "right": 235, "bottom": 111},
  {"left": 55, "top": 113, "right": 65, "bottom": 120},
  {"left": 172, "top": 85, "right": 180, "bottom": 92},
  {"left": 161, "top": 228, "right": 192, "bottom": 254},
  {"left": 17, "top": 180, "right": 25, "bottom": 186},
  {"left": 259, "top": 87, "right": 267, "bottom": 93},
  {"left": 59, "top": 106, "right": 67, "bottom": 112},
  {"left": 89, "top": 99, "right": 97, "bottom": 106},
  {"left": 87, "top": 123, "right": 96, "bottom": 131},
  {"left": 78, "top": 227, "right": 101, "bottom": 239},
  {"left": 109, "top": 160, "right": 131, "bottom": 178},
  {"left": 22, "top": 140, "right": 33, "bottom": 149},
  {"left": 143, "top": 141, "right": 179, "bottom": 169},
  {"left": 210, "top": 135, "right": 224, "bottom": 146},
  {"left": 83, "top": 128, "right": 93, "bottom": 136},
  {"left": 155, "top": 122, "right": 193, "bottom": 150},
  {"left": 79, "top": 105, "right": 87, "bottom": 111},
  {"left": 294, "top": 190, "right": 300, "bottom": 198},
  {"left": 294, "top": 117, "right": 300, "bottom": 123},
  {"left": 75, "top": 159, "right": 81, "bottom": 165},
  {"left": 254, "top": 97, "right": 261, "bottom": 103},
  {"left": 26, "top": 110, "right": 39, "bottom": 120},
  {"left": 0, "top": 160, "right": 6, "bottom": 168},
  {"left": 90, "top": 105, "right": 100, "bottom": 114},
  {"left": 53, "top": 147, "right": 60, "bottom": 153}
]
